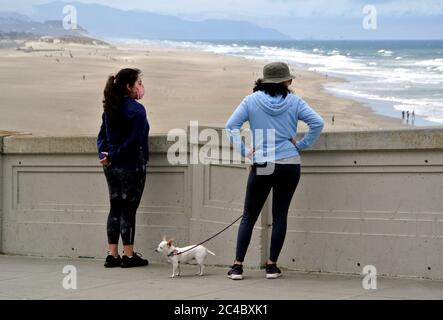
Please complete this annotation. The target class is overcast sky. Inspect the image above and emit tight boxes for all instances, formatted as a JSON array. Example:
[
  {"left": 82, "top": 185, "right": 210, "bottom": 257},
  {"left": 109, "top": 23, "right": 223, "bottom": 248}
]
[{"left": 1, "top": 0, "right": 442, "bottom": 39}]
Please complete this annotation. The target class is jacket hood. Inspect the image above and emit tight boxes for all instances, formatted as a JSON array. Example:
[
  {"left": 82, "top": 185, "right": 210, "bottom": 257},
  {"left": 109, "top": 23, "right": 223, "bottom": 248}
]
[{"left": 252, "top": 91, "right": 295, "bottom": 116}]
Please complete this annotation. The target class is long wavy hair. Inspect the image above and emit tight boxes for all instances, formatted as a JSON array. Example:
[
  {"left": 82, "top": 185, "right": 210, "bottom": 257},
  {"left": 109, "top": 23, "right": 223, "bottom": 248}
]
[
  {"left": 253, "top": 78, "right": 292, "bottom": 98},
  {"left": 102, "top": 68, "right": 141, "bottom": 116}
]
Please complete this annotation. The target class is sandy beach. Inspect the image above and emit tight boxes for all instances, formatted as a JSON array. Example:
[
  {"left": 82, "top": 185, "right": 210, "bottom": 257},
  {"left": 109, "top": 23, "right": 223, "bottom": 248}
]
[{"left": 0, "top": 40, "right": 409, "bottom": 136}]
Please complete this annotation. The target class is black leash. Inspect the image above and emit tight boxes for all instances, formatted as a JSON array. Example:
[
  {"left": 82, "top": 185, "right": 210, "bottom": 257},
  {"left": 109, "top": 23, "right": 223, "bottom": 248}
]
[{"left": 168, "top": 214, "right": 243, "bottom": 257}]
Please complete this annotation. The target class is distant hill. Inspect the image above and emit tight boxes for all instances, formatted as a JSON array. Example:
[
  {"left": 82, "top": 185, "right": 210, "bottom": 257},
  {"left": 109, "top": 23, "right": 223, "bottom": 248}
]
[
  {"left": 31, "top": 1, "right": 292, "bottom": 41},
  {"left": 0, "top": 11, "right": 88, "bottom": 37}
]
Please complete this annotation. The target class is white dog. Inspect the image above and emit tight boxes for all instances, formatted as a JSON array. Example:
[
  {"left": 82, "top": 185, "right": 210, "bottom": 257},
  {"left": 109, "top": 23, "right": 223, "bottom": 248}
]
[{"left": 155, "top": 237, "right": 216, "bottom": 278}]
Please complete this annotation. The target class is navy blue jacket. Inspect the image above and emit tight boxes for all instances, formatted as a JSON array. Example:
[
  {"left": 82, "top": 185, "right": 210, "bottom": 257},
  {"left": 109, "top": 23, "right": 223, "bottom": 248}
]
[{"left": 97, "top": 97, "right": 150, "bottom": 169}]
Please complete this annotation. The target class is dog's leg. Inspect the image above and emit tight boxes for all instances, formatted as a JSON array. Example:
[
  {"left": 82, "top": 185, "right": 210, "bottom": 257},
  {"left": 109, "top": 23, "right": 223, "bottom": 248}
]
[
  {"left": 170, "top": 262, "right": 178, "bottom": 278},
  {"left": 177, "top": 263, "right": 181, "bottom": 277},
  {"left": 197, "top": 264, "right": 204, "bottom": 276}
]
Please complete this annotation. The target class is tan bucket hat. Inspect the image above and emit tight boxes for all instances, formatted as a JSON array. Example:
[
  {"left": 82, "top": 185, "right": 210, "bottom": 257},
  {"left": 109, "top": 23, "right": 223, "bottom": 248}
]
[{"left": 262, "top": 62, "right": 295, "bottom": 84}]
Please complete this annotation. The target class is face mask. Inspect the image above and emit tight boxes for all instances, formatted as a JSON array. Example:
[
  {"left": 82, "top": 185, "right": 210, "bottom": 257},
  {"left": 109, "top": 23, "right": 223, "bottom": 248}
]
[{"left": 135, "top": 86, "right": 145, "bottom": 100}]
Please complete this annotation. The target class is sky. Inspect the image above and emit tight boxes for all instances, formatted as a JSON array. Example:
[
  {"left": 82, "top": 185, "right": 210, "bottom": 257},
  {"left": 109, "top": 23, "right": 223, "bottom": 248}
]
[{"left": 1, "top": 0, "right": 442, "bottom": 39}]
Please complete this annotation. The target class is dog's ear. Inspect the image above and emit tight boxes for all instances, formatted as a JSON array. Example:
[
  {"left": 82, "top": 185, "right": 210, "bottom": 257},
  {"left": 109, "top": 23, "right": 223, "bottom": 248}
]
[{"left": 167, "top": 238, "right": 175, "bottom": 247}]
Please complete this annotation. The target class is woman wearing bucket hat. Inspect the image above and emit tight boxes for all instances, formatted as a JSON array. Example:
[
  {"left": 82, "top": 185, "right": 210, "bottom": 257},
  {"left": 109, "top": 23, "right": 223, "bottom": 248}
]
[{"left": 225, "top": 62, "right": 324, "bottom": 280}]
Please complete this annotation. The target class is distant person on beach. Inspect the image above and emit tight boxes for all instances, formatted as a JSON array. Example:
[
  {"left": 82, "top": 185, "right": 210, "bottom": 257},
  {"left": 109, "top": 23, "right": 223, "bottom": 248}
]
[
  {"left": 407, "top": 111, "right": 410, "bottom": 124},
  {"left": 97, "top": 68, "right": 150, "bottom": 268},
  {"left": 225, "top": 62, "right": 324, "bottom": 280},
  {"left": 332, "top": 115, "right": 335, "bottom": 125},
  {"left": 412, "top": 111, "right": 415, "bottom": 124},
  {"left": 402, "top": 111, "right": 405, "bottom": 120}
]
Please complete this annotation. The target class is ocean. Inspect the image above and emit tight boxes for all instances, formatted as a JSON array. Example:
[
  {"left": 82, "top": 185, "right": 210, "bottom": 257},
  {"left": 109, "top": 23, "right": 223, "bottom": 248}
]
[{"left": 118, "top": 39, "right": 443, "bottom": 126}]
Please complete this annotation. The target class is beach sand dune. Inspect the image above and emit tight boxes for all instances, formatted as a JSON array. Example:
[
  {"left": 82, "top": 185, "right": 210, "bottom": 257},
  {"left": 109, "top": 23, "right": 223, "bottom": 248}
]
[{"left": 0, "top": 41, "right": 408, "bottom": 136}]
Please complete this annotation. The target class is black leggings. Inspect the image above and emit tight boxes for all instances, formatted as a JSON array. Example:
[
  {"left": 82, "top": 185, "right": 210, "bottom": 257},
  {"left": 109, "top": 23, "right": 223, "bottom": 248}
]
[
  {"left": 236, "top": 163, "right": 301, "bottom": 263},
  {"left": 104, "top": 165, "right": 146, "bottom": 246}
]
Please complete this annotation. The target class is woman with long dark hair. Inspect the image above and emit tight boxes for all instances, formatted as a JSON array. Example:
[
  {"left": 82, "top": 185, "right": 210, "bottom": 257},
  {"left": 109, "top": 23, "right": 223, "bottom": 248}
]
[
  {"left": 97, "top": 68, "right": 150, "bottom": 268},
  {"left": 226, "top": 62, "right": 324, "bottom": 280}
]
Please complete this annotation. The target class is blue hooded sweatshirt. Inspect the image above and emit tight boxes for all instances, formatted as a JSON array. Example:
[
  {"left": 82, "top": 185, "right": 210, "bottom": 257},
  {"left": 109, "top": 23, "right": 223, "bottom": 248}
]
[{"left": 225, "top": 91, "right": 324, "bottom": 163}]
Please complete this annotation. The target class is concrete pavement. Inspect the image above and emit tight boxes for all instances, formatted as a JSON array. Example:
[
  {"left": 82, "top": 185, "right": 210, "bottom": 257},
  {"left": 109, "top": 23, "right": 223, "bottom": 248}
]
[{"left": 1, "top": 255, "right": 443, "bottom": 300}]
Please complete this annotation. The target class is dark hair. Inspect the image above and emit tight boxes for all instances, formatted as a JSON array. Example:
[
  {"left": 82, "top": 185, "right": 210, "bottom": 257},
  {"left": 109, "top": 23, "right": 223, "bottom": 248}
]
[
  {"left": 103, "top": 68, "right": 141, "bottom": 115},
  {"left": 253, "top": 78, "right": 292, "bottom": 98}
]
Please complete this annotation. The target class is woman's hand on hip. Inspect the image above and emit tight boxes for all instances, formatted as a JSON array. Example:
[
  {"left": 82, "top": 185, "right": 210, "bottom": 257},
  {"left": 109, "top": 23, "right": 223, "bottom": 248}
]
[
  {"left": 290, "top": 137, "right": 301, "bottom": 152},
  {"left": 246, "top": 148, "right": 255, "bottom": 160}
]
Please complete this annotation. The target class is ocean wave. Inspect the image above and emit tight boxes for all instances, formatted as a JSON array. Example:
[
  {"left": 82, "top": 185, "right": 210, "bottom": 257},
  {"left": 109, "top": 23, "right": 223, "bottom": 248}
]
[
  {"left": 393, "top": 105, "right": 443, "bottom": 123},
  {"left": 328, "top": 86, "right": 443, "bottom": 121},
  {"left": 224, "top": 45, "right": 443, "bottom": 85},
  {"left": 378, "top": 49, "right": 393, "bottom": 57},
  {"left": 329, "top": 87, "right": 442, "bottom": 107},
  {"left": 327, "top": 50, "right": 340, "bottom": 55},
  {"left": 414, "top": 59, "right": 443, "bottom": 73},
  {"left": 414, "top": 58, "right": 443, "bottom": 67},
  {"left": 119, "top": 39, "right": 443, "bottom": 84}
]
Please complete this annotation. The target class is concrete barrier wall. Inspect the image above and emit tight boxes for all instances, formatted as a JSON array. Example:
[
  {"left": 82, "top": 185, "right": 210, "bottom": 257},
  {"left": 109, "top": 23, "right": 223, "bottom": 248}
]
[
  {"left": 0, "top": 135, "right": 4, "bottom": 254},
  {"left": 1, "top": 128, "right": 443, "bottom": 279},
  {"left": 0, "top": 135, "right": 191, "bottom": 262}
]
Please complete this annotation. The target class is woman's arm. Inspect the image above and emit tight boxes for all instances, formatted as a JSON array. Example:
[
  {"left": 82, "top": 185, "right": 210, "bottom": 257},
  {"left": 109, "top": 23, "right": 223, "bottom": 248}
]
[
  {"left": 225, "top": 98, "right": 251, "bottom": 157},
  {"left": 295, "top": 99, "right": 324, "bottom": 151},
  {"left": 97, "top": 112, "right": 108, "bottom": 155}
]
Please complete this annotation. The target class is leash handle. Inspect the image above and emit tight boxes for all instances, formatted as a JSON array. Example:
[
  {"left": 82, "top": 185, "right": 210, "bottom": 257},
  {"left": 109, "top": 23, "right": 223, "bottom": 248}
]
[{"left": 173, "top": 214, "right": 243, "bottom": 256}]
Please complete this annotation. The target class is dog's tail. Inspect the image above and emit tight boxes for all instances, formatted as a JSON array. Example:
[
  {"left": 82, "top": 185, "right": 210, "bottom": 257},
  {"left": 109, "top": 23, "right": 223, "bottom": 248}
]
[{"left": 206, "top": 249, "right": 216, "bottom": 256}]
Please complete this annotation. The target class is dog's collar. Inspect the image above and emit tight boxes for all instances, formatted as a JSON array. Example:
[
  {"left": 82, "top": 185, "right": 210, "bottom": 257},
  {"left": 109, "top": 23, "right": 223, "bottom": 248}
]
[{"left": 167, "top": 249, "right": 179, "bottom": 257}]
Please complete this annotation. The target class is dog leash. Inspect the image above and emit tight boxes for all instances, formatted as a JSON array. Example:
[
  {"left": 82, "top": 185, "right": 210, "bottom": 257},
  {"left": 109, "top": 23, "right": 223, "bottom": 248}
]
[{"left": 168, "top": 214, "right": 243, "bottom": 257}]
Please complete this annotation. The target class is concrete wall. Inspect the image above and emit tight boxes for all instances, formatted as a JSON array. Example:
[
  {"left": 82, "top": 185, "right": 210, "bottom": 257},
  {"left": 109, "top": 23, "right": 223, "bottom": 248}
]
[
  {"left": 0, "top": 135, "right": 191, "bottom": 261},
  {"left": 0, "top": 135, "right": 4, "bottom": 254},
  {"left": 296, "top": 128, "right": 443, "bottom": 279},
  {"left": 1, "top": 128, "right": 443, "bottom": 279}
]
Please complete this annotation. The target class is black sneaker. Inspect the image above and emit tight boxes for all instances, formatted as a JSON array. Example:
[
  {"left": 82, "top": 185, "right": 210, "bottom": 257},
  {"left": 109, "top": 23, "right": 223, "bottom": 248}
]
[
  {"left": 120, "top": 252, "right": 149, "bottom": 268},
  {"left": 265, "top": 264, "right": 282, "bottom": 279},
  {"left": 104, "top": 254, "right": 122, "bottom": 268},
  {"left": 227, "top": 264, "right": 243, "bottom": 280}
]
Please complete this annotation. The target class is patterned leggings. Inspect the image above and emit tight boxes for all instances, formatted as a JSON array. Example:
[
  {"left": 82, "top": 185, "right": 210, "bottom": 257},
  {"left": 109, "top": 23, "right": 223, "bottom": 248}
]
[{"left": 103, "top": 165, "right": 146, "bottom": 245}]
